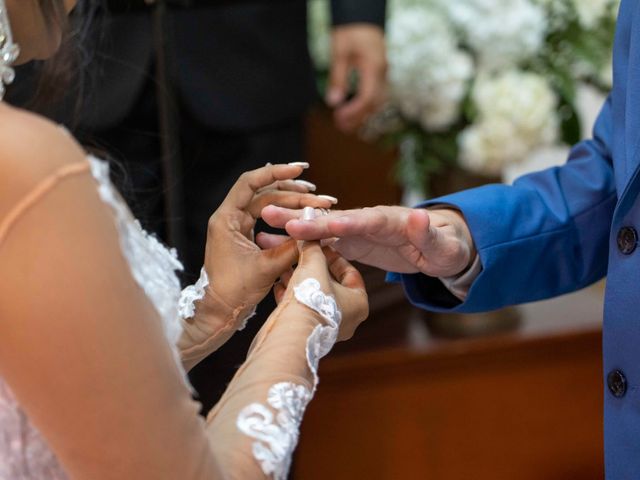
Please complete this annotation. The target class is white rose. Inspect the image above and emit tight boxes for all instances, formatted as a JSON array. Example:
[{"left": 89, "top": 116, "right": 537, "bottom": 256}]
[
  {"left": 571, "top": 0, "right": 611, "bottom": 28},
  {"left": 307, "top": 0, "right": 331, "bottom": 70},
  {"left": 387, "top": 6, "right": 473, "bottom": 130},
  {"left": 443, "top": 0, "right": 547, "bottom": 69},
  {"left": 459, "top": 70, "right": 559, "bottom": 175}
]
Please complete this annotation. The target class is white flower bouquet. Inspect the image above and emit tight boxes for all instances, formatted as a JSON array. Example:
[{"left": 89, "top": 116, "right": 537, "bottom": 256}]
[{"left": 309, "top": 0, "right": 618, "bottom": 194}]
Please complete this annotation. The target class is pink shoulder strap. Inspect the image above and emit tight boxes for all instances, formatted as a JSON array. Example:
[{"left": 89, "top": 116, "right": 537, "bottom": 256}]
[{"left": 0, "top": 162, "right": 91, "bottom": 246}]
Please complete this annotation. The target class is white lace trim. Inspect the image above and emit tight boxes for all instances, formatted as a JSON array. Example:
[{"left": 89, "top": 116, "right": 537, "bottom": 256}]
[
  {"left": 179, "top": 266, "right": 257, "bottom": 332},
  {"left": 237, "top": 382, "right": 312, "bottom": 480},
  {"left": 237, "top": 306, "right": 257, "bottom": 331},
  {"left": 294, "top": 278, "right": 342, "bottom": 388},
  {"left": 88, "top": 157, "right": 186, "bottom": 367},
  {"left": 179, "top": 267, "right": 209, "bottom": 319},
  {"left": 236, "top": 278, "right": 342, "bottom": 478},
  {"left": 0, "top": 157, "right": 194, "bottom": 479}
]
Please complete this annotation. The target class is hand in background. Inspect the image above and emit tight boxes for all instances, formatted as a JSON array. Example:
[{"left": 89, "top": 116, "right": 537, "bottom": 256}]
[
  {"left": 326, "top": 24, "right": 387, "bottom": 133},
  {"left": 275, "top": 242, "right": 369, "bottom": 342},
  {"left": 261, "top": 205, "right": 476, "bottom": 278}
]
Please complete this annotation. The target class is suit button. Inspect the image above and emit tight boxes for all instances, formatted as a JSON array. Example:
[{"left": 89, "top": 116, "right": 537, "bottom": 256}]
[
  {"left": 608, "top": 370, "right": 627, "bottom": 398},
  {"left": 617, "top": 227, "right": 638, "bottom": 255}
]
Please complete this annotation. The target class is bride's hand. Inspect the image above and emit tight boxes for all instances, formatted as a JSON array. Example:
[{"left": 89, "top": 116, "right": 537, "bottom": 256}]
[
  {"left": 275, "top": 241, "right": 369, "bottom": 342},
  {"left": 203, "top": 163, "right": 336, "bottom": 317}
]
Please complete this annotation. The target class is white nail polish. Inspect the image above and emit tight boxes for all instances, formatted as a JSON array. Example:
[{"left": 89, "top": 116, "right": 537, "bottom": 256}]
[
  {"left": 294, "top": 180, "right": 317, "bottom": 191},
  {"left": 288, "top": 162, "right": 310, "bottom": 169},
  {"left": 318, "top": 195, "right": 338, "bottom": 204},
  {"left": 303, "top": 206, "right": 317, "bottom": 221}
]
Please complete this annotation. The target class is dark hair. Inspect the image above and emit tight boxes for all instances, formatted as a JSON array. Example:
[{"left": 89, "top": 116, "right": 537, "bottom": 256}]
[
  {"left": 29, "top": 0, "right": 99, "bottom": 117},
  {"left": 38, "top": 0, "right": 68, "bottom": 28}
]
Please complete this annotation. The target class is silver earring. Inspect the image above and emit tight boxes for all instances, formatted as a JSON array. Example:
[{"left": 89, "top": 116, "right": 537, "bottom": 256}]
[{"left": 0, "top": 0, "right": 19, "bottom": 100}]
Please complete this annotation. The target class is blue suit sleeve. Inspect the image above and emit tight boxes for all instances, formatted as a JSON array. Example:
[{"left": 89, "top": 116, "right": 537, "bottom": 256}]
[{"left": 392, "top": 95, "right": 618, "bottom": 313}]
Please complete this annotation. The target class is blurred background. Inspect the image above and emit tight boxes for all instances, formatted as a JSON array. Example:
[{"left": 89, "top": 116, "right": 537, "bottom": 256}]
[
  {"left": 300, "top": 1, "right": 616, "bottom": 478},
  {"left": 10, "top": 0, "right": 620, "bottom": 478}
]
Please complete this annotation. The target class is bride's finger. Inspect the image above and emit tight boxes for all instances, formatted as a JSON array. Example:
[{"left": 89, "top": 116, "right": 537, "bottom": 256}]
[
  {"left": 324, "top": 248, "right": 366, "bottom": 291},
  {"left": 274, "top": 268, "right": 294, "bottom": 304},
  {"left": 280, "top": 269, "right": 294, "bottom": 289},
  {"left": 225, "top": 163, "right": 309, "bottom": 210},
  {"left": 261, "top": 205, "right": 304, "bottom": 228},
  {"left": 294, "top": 240, "right": 331, "bottom": 285},
  {"left": 274, "top": 280, "right": 287, "bottom": 304},
  {"left": 250, "top": 191, "right": 336, "bottom": 218},
  {"left": 259, "top": 238, "right": 299, "bottom": 279},
  {"left": 256, "top": 232, "right": 290, "bottom": 250},
  {"left": 262, "top": 205, "right": 343, "bottom": 229},
  {"left": 258, "top": 179, "right": 317, "bottom": 194}
]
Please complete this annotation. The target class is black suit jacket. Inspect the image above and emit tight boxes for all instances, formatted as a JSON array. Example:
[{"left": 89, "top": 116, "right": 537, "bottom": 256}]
[{"left": 77, "top": 0, "right": 386, "bottom": 131}]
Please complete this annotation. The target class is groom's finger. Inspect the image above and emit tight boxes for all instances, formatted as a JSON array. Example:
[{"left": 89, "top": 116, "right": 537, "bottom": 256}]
[
  {"left": 405, "top": 209, "right": 435, "bottom": 251},
  {"left": 263, "top": 205, "right": 392, "bottom": 241},
  {"left": 287, "top": 208, "right": 390, "bottom": 240}
]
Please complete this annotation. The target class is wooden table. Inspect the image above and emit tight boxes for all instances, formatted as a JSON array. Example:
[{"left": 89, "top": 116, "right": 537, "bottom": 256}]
[{"left": 294, "top": 278, "right": 605, "bottom": 480}]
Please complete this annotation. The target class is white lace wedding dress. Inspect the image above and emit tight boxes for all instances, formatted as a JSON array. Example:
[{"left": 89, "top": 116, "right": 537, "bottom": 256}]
[
  {"left": 0, "top": 157, "right": 343, "bottom": 480},
  {"left": 0, "top": 157, "right": 189, "bottom": 479}
]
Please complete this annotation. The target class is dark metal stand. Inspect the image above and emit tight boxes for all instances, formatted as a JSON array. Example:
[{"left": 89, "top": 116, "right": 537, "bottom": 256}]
[{"left": 151, "top": 0, "right": 186, "bottom": 254}]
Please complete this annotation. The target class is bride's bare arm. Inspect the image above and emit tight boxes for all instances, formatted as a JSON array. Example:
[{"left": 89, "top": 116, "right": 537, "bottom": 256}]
[
  {"left": 0, "top": 149, "right": 223, "bottom": 478},
  {"left": 0, "top": 113, "right": 366, "bottom": 479}
]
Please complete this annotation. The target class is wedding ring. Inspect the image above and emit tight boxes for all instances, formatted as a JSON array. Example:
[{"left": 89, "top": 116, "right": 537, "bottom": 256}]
[{"left": 303, "top": 206, "right": 317, "bottom": 221}]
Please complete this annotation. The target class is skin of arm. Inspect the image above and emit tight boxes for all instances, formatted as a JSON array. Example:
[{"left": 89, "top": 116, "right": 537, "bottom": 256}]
[{"left": 0, "top": 111, "right": 367, "bottom": 479}]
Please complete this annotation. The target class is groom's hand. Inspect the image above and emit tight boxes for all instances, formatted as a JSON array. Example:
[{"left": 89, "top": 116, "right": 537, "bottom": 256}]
[{"left": 260, "top": 205, "right": 476, "bottom": 278}]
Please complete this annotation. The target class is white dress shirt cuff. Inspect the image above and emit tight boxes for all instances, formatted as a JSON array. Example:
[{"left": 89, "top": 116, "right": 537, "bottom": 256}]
[{"left": 439, "top": 254, "right": 482, "bottom": 301}]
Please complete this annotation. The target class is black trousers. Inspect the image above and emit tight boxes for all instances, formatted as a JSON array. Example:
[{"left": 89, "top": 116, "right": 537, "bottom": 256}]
[{"left": 79, "top": 75, "right": 304, "bottom": 412}]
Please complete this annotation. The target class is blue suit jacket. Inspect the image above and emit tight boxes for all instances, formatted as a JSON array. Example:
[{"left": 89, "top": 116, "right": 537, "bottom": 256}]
[{"left": 391, "top": 1, "right": 640, "bottom": 476}]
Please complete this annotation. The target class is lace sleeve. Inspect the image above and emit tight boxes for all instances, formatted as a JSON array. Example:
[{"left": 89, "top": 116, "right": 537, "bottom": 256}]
[
  {"left": 203, "top": 278, "right": 341, "bottom": 479},
  {"left": 177, "top": 266, "right": 257, "bottom": 371}
]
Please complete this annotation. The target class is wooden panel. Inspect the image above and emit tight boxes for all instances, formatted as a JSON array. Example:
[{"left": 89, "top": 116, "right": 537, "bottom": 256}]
[
  {"left": 304, "top": 107, "right": 401, "bottom": 209},
  {"left": 295, "top": 288, "right": 604, "bottom": 480},
  {"left": 299, "top": 106, "right": 605, "bottom": 479}
]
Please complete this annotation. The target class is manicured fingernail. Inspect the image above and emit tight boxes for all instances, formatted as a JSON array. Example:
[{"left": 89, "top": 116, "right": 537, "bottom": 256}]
[
  {"left": 294, "top": 180, "right": 316, "bottom": 191},
  {"left": 303, "top": 206, "right": 317, "bottom": 221},
  {"left": 318, "top": 195, "right": 338, "bottom": 204},
  {"left": 326, "top": 88, "right": 344, "bottom": 106},
  {"left": 288, "top": 162, "right": 310, "bottom": 169}
]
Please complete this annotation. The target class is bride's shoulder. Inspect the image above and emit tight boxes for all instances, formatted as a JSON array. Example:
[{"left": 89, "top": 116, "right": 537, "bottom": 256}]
[
  {"left": 0, "top": 104, "right": 85, "bottom": 174},
  {"left": 0, "top": 104, "right": 87, "bottom": 217}
]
